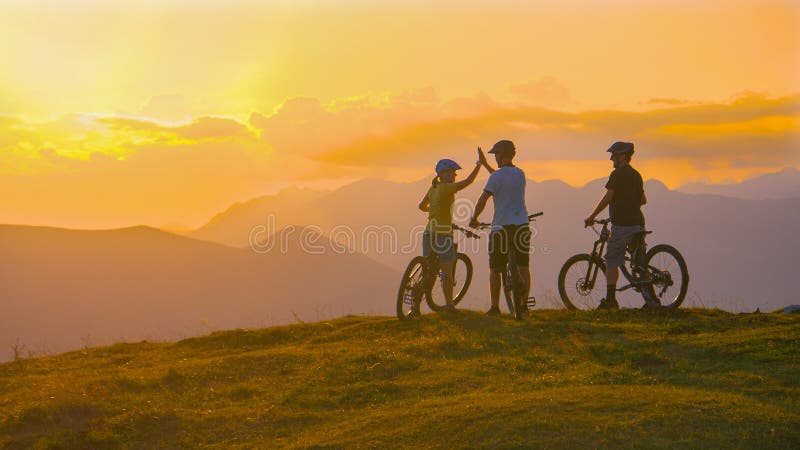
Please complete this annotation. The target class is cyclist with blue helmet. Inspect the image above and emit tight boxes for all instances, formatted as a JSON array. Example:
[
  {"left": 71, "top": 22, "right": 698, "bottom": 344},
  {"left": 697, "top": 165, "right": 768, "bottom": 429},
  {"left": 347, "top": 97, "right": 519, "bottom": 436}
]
[{"left": 417, "top": 148, "right": 486, "bottom": 313}]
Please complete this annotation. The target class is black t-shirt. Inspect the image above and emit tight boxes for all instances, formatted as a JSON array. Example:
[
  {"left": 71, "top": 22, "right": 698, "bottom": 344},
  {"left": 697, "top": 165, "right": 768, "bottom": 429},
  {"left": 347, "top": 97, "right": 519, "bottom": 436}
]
[{"left": 605, "top": 165, "right": 645, "bottom": 226}]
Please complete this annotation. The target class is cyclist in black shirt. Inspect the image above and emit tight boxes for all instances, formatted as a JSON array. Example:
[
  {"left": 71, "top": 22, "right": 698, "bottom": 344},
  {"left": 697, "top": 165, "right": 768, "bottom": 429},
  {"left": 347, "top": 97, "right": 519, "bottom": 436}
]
[{"left": 584, "top": 142, "right": 647, "bottom": 309}]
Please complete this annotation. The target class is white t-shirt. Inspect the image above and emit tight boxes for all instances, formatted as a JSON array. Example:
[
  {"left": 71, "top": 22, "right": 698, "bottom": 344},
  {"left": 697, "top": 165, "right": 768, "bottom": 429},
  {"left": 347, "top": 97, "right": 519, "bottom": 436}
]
[{"left": 484, "top": 165, "right": 529, "bottom": 231}]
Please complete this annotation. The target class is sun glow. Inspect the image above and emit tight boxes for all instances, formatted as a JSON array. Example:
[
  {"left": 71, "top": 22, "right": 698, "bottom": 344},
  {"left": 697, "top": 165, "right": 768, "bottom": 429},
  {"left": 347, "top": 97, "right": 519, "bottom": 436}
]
[{"left": 0, "top": 0, "right": 798, "bottom": 228}]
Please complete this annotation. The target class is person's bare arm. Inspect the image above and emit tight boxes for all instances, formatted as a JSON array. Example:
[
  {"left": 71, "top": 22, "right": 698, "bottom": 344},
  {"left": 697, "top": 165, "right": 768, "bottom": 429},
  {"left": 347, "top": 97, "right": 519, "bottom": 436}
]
[
  {"left": 469, "top": 190, "right": 493, "bottom": 227},
  {"left": 641, "top": 191, "right": 647, "bottom": 205},
  {"left": 418, "top": 193, "right": 430, "bottom": 212},
  {"left": 584, "top": 189, "right": 614, "bottom": 227},
  {"left": 478, "top": 147, "right": 495, "bottom": 174},
  {"left": 455, "top": 161, "right": 482, "bottom": 191}
]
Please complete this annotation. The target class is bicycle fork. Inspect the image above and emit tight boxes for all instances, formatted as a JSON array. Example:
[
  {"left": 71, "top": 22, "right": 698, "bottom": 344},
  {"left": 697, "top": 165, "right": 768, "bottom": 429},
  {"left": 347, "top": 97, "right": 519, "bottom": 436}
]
[
  {"left": 581, "top": 240, "right": 605, "bottom": 291},
  {"left": 508, "top": 259, "right": 536, "bottom": 311}
]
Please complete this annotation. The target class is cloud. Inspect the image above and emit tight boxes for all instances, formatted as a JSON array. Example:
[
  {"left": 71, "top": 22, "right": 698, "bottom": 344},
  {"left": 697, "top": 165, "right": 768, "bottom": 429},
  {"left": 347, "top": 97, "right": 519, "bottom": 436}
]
[
  {"left": 138, "top": 94, "right": 193, "bottom": 122},
  {"left": 249, "top": 89, "right": 451, "bottom": 157},
  {"left": 312, "top": 92, "right": 800, "bottom": 167},
  {"left": 0, "top": 113, "right": 260, "bottom": 178},
  {"left": 507, "top": 77, "right": 571, "bottom": 107},
  {"left": 0, "top": 115, "right": 303, "bottom": 227},
  {"left": 100, "top": 115, "right": 255, "bottom": 141},
  {"left": 1, "top": 89, "right": 797, "bottom": 227},
  {"left": 645, "top": 98, "right": 694, "bottom": 106},
  {"left": 0, "top": 115, "right": 23, "bottom": 128},
  {"left": 389, "top": 86, "right": 438, "bottom": 105},
  {"left": 177, "top": 117, "right": 252, "bottom": 140},
  {"left": 4, "top": 91, "right": 798, "bottom": 175}
]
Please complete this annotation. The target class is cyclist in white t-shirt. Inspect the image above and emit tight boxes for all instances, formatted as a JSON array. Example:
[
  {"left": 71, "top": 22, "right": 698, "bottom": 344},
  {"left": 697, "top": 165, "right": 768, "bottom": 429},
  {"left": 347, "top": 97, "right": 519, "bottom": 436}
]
[{"left": 469, "top": 140, "right": 531, "bottom": 317}]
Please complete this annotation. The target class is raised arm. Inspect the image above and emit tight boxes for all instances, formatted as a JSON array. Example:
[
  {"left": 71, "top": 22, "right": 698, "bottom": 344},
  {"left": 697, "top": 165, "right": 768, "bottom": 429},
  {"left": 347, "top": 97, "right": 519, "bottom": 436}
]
[
  {"left": 584, "top": 189, "right": 614, "bottom": 227},
  {"left": 454, "top": 160, "right": 482, "bottom": 191},
  {"left": 478, "top": 147, "right": 495, "bottom": 174}
]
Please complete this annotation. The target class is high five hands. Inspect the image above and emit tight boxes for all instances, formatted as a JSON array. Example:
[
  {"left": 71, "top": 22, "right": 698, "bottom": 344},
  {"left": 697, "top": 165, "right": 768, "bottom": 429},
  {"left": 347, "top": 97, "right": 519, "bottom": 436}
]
[{"left": 477, "top": 147, "right": 489, "bottom": 168}]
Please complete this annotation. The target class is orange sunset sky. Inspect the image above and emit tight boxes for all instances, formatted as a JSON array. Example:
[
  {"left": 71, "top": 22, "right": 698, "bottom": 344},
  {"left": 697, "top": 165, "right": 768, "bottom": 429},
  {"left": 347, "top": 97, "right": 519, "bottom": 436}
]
[{"left": 1, "top": 0, "right": 798, "bottom": 229}]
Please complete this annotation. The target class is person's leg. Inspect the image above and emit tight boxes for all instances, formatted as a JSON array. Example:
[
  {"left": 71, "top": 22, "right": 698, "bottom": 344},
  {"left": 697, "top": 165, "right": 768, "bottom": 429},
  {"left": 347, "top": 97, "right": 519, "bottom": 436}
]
[
  {"left": 604, "top": 225, "right": 635, "bottom": 307},
  {"left": 421, "top": 231, "right": 432, "bottom": 258},
  {"left": 488, "top": 230, "right": 507, "bottom": 310},
  {"left": 417, "top": 231, "right": 433, "bottom": 311},
  {"left": 514, "top": 225, "right": 532, "bottom": 303},
  {"left": 489, "top": 270, "right": 501, "bottom": 308},
  {"left": 436, "top": 233, "right": 457, "bottom": 308},
  {"left": 440, "top": 259, "right": 455, "bottom": 305},
  {"left": 605, "top": 265, "right": 619, "bottom": 303},
  {"left": 518, "top": 266, "right": 531, "bottom": 300}
]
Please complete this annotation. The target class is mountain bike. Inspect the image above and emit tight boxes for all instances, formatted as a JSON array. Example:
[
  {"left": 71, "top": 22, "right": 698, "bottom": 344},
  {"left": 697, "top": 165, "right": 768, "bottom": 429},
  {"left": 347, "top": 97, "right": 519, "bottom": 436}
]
[
  {"left": 473, "top": 212, "right": 543, "bottom": 320},
  {"left": 557, "top": 218, "right": 689, "bottom": 310},
  {"left": 396, "top": 224, "right": 478, "bottom": 320}
]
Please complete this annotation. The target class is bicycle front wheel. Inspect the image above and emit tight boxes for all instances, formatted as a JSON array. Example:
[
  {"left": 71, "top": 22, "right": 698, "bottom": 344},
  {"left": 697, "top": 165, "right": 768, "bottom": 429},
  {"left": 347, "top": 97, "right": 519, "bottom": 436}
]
[
  {"left": 397, "top": 256, "right": 426, "bottom": 320},
  {"left": 645, "top": 244, "right": 689, "bottom": 308},
  {"left": 452, "top": 253, "right": 473, "bottom": 304},
  {"left": 502, "top": 267, "right": 516, "bottom": 316},
  {"left": 558, "top": 253, "right": 607, "bottom": 310},
  {"left": 426, "top": 253, "right": 473, "bottom": 311}
]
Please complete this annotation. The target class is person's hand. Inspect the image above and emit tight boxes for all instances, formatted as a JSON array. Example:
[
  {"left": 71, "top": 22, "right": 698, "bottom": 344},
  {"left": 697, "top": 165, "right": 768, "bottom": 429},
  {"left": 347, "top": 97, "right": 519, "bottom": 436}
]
[
  {"left": 469, "top": 217, "right": 480, "bottom": 228},
  {"left": 477, "top": 147, "right": 488, "bottom": 167},
  {"left": 584, "top": 217, "right": 595, "bottom": 228}
]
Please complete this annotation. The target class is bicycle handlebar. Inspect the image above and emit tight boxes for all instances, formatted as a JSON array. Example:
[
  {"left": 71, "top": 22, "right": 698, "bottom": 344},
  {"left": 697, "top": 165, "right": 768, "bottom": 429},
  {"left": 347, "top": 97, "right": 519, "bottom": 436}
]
[
  {"left": 471, "top": 211, "right": 544, "bottom": 230},
  {"left": 588, "top": 218, "right": 611, "bottom": 237},
  {"left": 451, "top": 224, "right": 481, "bottom": 239}
]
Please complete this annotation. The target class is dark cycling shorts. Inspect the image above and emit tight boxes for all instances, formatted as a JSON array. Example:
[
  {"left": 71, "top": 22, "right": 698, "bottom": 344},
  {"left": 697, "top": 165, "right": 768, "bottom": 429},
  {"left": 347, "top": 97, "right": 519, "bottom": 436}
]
[
  {"left": 489, "top": 224, "right": 530, "bottom": 272},
  {"left": 422, "top": 231, "right": 456, "bottom": 262}
]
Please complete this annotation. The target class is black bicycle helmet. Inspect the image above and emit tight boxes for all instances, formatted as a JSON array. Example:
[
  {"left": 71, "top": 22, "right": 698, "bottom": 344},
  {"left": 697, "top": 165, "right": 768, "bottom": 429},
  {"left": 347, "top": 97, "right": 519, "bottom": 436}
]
[{"left": 607, "top": 141, "right": 634, "bottom": 155}]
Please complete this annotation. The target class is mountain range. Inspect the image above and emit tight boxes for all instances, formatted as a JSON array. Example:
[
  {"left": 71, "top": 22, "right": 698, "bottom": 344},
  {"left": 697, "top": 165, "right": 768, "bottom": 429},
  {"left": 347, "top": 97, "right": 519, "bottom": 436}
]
[
  {"left": 2, "top": 167, "right": 798, "bottom": 361},
  {"left": 189, "top": 167, "right": 800, "bottom": 314},
  {"left": 678, "top": 167, "right": 800, "bottom": 199},
  {"left": 0, "top": 225, "right": 396, "bottom": 361}
]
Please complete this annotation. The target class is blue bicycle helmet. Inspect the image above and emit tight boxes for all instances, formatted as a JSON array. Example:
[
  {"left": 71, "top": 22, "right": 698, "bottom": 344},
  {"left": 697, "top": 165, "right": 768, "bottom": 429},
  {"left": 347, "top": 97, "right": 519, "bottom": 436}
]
[{"left": 435, "top": 158, "right": 462, "bottom": 174}]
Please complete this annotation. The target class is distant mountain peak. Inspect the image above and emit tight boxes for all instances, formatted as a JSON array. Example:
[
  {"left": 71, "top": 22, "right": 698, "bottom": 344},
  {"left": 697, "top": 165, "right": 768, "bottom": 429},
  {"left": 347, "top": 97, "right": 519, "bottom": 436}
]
[
  {"left": 644, "top": 179, "right": 669, "bottom": 192},
  {"left": 677, "top": 166, "right": 800, "bottom": 200},
  {"left": 276, "top": 185, "right": 330, "bottom": 197},
  {"left": 339, "top": 177, "right": 401, "bottom": 190}
]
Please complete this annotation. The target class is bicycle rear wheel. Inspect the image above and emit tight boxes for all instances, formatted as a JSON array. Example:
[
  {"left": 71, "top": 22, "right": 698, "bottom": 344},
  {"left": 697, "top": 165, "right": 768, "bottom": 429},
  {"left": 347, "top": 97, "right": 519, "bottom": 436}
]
[
  {"left": 558, "top": 253, "right": 607, "bottom": 310},
  {"left": 396, "top": 256, "right": 426, "bottom": 320},
  {"left": 645, "top": 244, "right": 689, "bottom": 308},
  {"left": 426, "top": 253, "right": 473, "bottom": 311},
  {"left": 512, "top": 270, "right": 526, "bottom": 320}
]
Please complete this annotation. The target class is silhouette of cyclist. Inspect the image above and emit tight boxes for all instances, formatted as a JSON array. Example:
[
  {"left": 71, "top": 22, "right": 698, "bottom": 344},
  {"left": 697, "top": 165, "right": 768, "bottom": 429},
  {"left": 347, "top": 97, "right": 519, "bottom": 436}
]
[
  {"left": 469, "top": 140, "right": 531, "bottom": 317},
  {"left": 417, "top": 149, "right": 485, "bottom": 313},
  {"left": 584, "top": 141, "right": 647, "bottom": 309}
]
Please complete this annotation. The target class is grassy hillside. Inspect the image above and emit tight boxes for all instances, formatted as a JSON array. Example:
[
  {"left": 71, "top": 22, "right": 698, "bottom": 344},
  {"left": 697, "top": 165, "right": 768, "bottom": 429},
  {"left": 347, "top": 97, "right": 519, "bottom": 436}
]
[{"left": 1, "top": 309, "right": 798, "bottom": 448}]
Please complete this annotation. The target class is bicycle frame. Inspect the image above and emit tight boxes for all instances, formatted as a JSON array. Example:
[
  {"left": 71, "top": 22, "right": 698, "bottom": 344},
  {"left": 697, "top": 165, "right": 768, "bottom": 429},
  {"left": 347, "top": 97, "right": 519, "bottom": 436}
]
[
  {"left": 583, "top": 221, "right": 649, "bottom": 294},
  {"left": 422, "top": 247, "right": 446, "bottom": 289},
  {"left": 474, "top": 212, "right": 543, "bottom": 314},
  {"left": 421, "top": 226, "right": 474, "bottom": 289}
]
